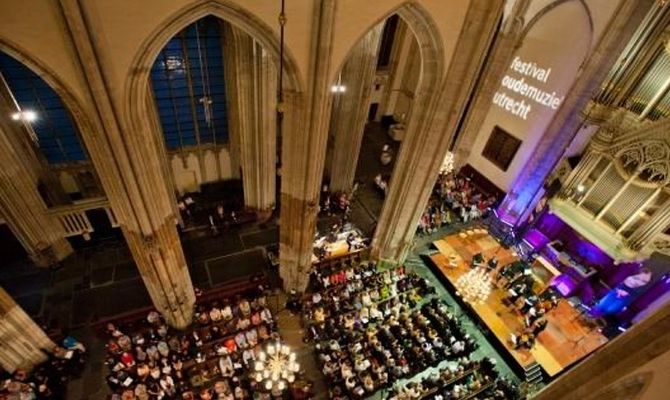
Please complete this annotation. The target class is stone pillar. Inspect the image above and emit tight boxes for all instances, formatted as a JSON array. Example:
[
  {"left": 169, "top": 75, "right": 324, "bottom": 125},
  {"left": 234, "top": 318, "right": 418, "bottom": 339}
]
[
  {"left": 0, "top": 101, "right": 73, "bottom": 267},
  {"left": 372, "top": 1, "right": 504, "bottom": 261},
  {"left": 534, "top": 299, "right": 670, "bottom": 400},
  {"left": 497, "top": 0, "right": 654, "bottom": 226},
  {"left": 452, "top": 0, "right": 531, "bottom": 168},
  {"left": 328, "top": 24, "right": 383, "bottom": 193},
  {"left": 0, "top": 287, "right": 55, "bottom": 372},
  {"left": 146, "top": 86, "right": 184, "bottom": 227},
  {"left": 378, "top": 21, "right": 417, "bottom": 122},
  {"left": 59, "top": 0, "right": 195, "bottom": 328},
  {"left": 223, "top": 24, "right": 277, "bottom": 212},
  {"left": 279, "top": 0, "right": 336, "bottom": 291},
  {"left": 222, "top": 22, "right": 242, "bottom": 179}
]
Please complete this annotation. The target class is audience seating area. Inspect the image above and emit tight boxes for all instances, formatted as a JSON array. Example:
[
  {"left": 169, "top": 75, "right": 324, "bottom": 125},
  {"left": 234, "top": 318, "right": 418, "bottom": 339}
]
[
  {"left": 102, "top": 283, "right": 311, "bottom": 400},
  {"left": 0, "top": 336, "right": 87, "bottom": 399},
  {"left": 388, "top": 357, "right": 520, "bottom": 400},
  {"left": 303, "top": 251, "right": 494, "bottom": 399},
  {"left": 301, "top": 251, "right": 519, "bottom": 400}
]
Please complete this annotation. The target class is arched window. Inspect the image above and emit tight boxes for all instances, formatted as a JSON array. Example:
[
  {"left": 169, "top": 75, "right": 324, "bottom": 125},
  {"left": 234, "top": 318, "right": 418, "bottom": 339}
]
[{"left": 0, "top": 52, "right": 87, "bottom": 164}]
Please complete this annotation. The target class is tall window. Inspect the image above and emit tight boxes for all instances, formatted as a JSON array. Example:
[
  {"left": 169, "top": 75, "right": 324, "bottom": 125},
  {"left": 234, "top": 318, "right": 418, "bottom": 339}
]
[
  {"left": 377, "top": 15, "right": 399, "bottom": 69},
  {"left": 0, "top": 52, "right": 86, "bottom": 164},
  {"left": 150, "top": 16, "right": 229, "bottom": 150},
  {"left": 482, "top": 126, "right": 521, "bottom": 171}
]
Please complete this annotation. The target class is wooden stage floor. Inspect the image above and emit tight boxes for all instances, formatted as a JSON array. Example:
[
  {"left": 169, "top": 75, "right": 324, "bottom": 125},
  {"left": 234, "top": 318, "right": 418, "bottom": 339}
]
[{"left": 428, "top": 230, "right": 608, "bottom": 377}]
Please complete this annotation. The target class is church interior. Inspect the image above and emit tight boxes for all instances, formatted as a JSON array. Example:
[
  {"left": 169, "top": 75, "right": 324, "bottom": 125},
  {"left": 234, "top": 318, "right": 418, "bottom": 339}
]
[{"left": 0, "top": 1, "right": 669, "bottom": 399}]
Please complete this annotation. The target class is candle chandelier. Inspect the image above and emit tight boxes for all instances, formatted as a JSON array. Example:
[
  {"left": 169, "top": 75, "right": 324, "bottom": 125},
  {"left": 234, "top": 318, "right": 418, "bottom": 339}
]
[
  {"left": 252, "top": 341, "right": 300, "bottom": 392},
  {"left": 454, "top": 267, "right": 493, "bottom": 305}
]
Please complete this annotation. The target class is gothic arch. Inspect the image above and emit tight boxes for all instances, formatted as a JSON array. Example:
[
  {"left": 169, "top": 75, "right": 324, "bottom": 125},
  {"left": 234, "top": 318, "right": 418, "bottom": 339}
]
[
  {"left": 0, "top": 38, "right": 97, "bottom": 159},
  {"left": 521, "top": 0, "right": 594, "bottom": 53},
  {"left": 124, "top": 0, "right": 303, "bottom": 134},
  {"left": 330, "top": 2, "right": 445, "bottom": 89}
]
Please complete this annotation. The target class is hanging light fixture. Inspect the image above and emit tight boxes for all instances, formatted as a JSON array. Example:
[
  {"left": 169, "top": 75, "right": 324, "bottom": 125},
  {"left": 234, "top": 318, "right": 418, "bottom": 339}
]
[
  {"left": 277, "top": 0, "right": 286, "bottom": 116},
  {"left": 11, "top": 109, "right": 37, "bottom": 122},
  {"left": 454, "top": 266, "right": 493, "bottom": 305},
  {"left": 330, "top": 72, "right": 346, "bottom": 93},
  {"left": 440, "top": 151, "right": 455, "bottom": 174},
  {"left": 195, "top": 20, "right": 214, "bottom": 128},
  {"left": 252, "top": 340, "right": 300, "bottom": 392}
]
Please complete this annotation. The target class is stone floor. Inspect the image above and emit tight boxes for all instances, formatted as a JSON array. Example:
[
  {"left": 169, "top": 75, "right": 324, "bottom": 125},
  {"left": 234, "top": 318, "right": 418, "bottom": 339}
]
[
  {"left": 0, "top": 219, "right": 278, "bottom": 332},
  {"left": 346, "top": 121, "right": 401, "bottom": 236}
]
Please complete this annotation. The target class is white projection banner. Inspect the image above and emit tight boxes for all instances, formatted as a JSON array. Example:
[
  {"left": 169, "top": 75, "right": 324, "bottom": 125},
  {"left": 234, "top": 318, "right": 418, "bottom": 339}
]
[{"left": 492, "top": 56, "right": 563, "bottom": 120}]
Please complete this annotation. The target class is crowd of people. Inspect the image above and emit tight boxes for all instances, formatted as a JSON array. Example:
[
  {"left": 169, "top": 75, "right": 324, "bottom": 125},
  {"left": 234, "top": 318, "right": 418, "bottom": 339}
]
[
  {"left": 418, "top": 172, "right": 498, "bottom": 235},
  {"left": 0, "top": 336, "right": 87, "bottom": 399},
  {"left": 302, "top": 254, "right": 483, "bottom": 399},
  {"left": 304, "top": 262, "right": 436, "bottom": 341},
  {"left": 388, "top": 357, "right": 520, "bottom": 400},
  {"left": 314, "top": 298, "right": 478, "bottom": 399},
  {"left": 103, "top": 289, "right": 309, "bottom": 399}
]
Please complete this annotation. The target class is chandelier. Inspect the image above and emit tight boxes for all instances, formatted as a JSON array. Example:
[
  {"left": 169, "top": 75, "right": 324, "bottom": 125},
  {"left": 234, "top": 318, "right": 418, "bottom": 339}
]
[
  {"left": 454, "top": 266, "right": 493, "bottom": 305},
  {"left": 440, "top": 151, "right": 454, "bottom": 174},
  {"left": 252, "top": 341, "right": 300, "bottom": 392}
]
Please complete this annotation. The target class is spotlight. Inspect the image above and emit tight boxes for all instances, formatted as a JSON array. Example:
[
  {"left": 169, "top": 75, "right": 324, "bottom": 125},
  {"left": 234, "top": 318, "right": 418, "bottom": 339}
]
[
  {"left": 330, "top": 84, "right": 346, "bottom": 93},
  {"left": 10, "top": 110, "right": 37, "bottom": 122},
  {"left": 23, "top": 110, "right": 37, "bottom": 122},
  {"left": 576, "top": 184, "right": 585, "bottom": 193}
]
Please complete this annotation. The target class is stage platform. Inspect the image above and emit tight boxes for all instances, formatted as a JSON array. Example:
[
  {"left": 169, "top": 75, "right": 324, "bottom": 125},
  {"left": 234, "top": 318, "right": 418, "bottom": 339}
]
[{"left": 427, "top": 229, "right": 608, "bottom": 378}]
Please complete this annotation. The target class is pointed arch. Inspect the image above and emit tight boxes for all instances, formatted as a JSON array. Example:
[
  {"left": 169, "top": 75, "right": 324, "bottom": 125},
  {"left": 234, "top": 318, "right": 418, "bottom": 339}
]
[
  {"left": 330, "top": 1, "right": 445, "bottom": 102},
  {"left": 124, "top": 0, "right": 303, "bottom": 134},
  {"left": 521, "top": 0, "right": 594, "bottom": 53},
  {"left": 0, "top": 38, "right": 97, "bottom": 160}
]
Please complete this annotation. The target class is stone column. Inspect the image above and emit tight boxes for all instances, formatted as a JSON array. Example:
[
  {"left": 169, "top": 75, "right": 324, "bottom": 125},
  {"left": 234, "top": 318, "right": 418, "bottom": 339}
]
[
  {"left": 59, "top": 0, "right": 195, "bottom": 328},
  {"left": 222, "top": 22, "right": 242, "bottom": 179},
  {"left": 328, "top": 24, "right": 383, "bottom": 193},
  {"left": 372, "top": 1, "right": 504, "bottom": 261},
  {"left": 452, "top": 0, "right": 531, "bottom": 168},
  {"left": 0, "top": 287, "right": 55, "bottom": 372},
  {"left": 146, "top": 86, "right": 184, "bottom": 227},
  {"left": 497, "top": 0, "right": 654, "bottom": 226},
  {"left": 378, "top": 21, "right": 416, "bottom": 122},
  {"left": 0, "top": 101, "right": 73, "bottom": 267},
  {"left": 279, "top": 0, "right": 336, "bottom": 291},
  {"left": 223, "top": 24, "right": 277, "bottom": 213}
]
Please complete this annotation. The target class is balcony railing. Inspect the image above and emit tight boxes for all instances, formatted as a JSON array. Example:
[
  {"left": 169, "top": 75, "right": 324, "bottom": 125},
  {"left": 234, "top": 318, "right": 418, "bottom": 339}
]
[{"left": 46, "top": 197, "right": 117, "bottom": 240}]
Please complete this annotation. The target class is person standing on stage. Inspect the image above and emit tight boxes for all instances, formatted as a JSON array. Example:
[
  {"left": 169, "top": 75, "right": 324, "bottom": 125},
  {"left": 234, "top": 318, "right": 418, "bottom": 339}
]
[{"left": 590, "top": 268, "right": 652, "bottom": 317}]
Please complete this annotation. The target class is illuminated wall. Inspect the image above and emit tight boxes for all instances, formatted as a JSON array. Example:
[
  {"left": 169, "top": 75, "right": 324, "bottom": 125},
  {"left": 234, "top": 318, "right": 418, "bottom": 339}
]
[{"left": 466, "top": 1, "right": 592, "bottom": 194}]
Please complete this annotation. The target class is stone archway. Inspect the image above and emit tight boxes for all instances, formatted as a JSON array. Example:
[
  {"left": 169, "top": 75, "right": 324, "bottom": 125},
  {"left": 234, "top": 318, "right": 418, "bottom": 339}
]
[
  {"left": 124, "top": 0, "right": 304, "bottom": 135},
  {"left": 365, "top": 3, "right": 446, "bottom": 259},
  {"left": 319, "top": 1, "right": 446, "bottom": 260},
  {"left": 0, "top": 39, "right": 99, "bottom": 150},
  {"left": 371, "top": 1, "right": 504, "bottom": 261}
]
